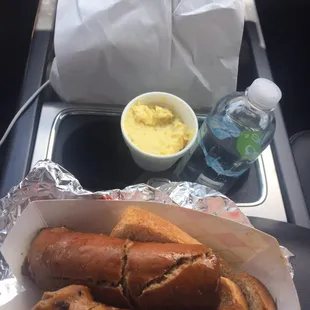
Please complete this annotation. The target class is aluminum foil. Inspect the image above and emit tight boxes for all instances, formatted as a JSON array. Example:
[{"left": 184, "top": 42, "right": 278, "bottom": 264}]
[
  {"left": 0, "top": 160, "right": 294, "bottom": 305},
  {"left": 280, "top": 246, "right": 295, "bottom": 279}
]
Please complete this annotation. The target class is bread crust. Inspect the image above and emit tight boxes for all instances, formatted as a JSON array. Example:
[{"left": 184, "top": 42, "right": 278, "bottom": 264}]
[
  {"left": 126, "top": 242, "right": 220, "bottom": 309},
  {"left": 111, "top": 207, "right": 235, "bottom": 280},
  {"left": 110, "top": 207, "right": 276, "bottom": 310},
  {"left": 28, "top": 228, "right": 220, "bottom": 310},
  {"left": 111, "top": 207, "right": 200, "bottom": 244},
  {"left": 218, "top": 277, "right": 248, "bottom": 310},
  {"left": 32, "top": 285, "right": 107, "bottom": 310},
  {"left": 234, "top": 273, "right": 276, "bottom": 310},
  {"left": 28, "top": 227, "right": 130, "bottom": 308}
]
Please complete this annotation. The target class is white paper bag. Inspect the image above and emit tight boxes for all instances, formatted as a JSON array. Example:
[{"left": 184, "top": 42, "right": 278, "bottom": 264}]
[{"left": 50, "top": 0, "right": 244, "bottom": 110}]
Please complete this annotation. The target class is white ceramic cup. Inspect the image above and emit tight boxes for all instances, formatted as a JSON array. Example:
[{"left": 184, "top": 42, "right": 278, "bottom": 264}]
[{"left": 121, "top": 92, "right": 198, "bottom": 172}]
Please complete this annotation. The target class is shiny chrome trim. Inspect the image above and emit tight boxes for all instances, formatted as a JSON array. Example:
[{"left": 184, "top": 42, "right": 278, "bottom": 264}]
[
  {"left": 35, "top": 0, "right": 57, "bottom": 31},
  {"left": 238, "top": 156, "right": 267, "bottom": 207}
]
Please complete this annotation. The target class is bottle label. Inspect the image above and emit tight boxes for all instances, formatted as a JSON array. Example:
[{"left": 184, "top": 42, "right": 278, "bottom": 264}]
[{"left": 236, "top": 130, "right": 262, "bottom": 161}]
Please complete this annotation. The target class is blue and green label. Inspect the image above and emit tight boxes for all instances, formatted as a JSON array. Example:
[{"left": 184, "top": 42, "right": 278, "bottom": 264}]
[{"left": 236, "top": 130, "right": 262, "bottom": 160}]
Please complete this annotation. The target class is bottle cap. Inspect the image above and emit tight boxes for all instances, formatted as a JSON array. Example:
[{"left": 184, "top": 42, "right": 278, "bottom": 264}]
[{"left": 247, "top": 78, "right": 282, "bottom": 110}]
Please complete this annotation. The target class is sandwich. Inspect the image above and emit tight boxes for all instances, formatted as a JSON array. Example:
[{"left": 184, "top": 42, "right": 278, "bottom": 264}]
[
  {"left": 219, "top": 277, "right": 248, "bottom": 310},
  {"left": 234, "top": 273, "right": 276, "bottom": 310},
  {"left": 28, "top": 227, "right": 221, "bottom": 310},
  {"left": 32, "top": 285, "right": 107, "bottom": 310},
  {"left": 111, "top": 207, "right": 234, "bottom": 279},
  {"left": 28, "top": 206, "right": 276, "bottom": 310},
  {"left": 110, "top": 207, "right": 276, "bottom": 310}
]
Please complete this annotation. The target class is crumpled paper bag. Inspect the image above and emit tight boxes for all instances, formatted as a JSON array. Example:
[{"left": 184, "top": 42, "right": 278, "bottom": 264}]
[{"left": 50, "top": 0, "right": 244, "bottom": 110}]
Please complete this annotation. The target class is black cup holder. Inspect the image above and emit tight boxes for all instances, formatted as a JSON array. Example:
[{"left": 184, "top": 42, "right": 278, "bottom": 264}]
[{"left": 52, "top": 112, "right": 265, "bottom": 205}]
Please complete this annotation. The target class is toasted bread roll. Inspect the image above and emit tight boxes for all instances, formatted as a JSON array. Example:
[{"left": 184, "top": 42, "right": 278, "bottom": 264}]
[
  {"left": 234, "top": 273, "right": 276, "bottom": 310},
  {"left": 218, "top": 277, "right": 248, "bottom": 310},
  {"left": 111, "top": 206, "right": 200, "bottom": 244},
  {"left": 28, "top": 227, "right": 220, "bottom": 310},
  {"left": 125, "top": 242, "right": 220, "bottom": 309},
  {"left": 217, "top": 255, "right": 235, "bottom": 280},
  {"left": 111, "top": 207, "right": 234, "bottom": 279},
  {"left": 32, "top": 285, "right": 107, "bottom": 310},
  {"left": 28, "top": 227, "right": 131, "bottom": 309}
]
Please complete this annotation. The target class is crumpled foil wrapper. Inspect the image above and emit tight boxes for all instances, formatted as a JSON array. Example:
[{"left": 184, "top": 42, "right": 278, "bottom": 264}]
[
  {"left": 0, "top": 160, "right": 294, "bottom": 305},
  {"left": 280, "top": 246, "right": 295, "bottom": 279}
]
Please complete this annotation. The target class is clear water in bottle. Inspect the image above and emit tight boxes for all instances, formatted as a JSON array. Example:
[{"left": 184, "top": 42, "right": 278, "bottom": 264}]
[{"left": 175, "top": 78, "right": 282, "bottom": 193}]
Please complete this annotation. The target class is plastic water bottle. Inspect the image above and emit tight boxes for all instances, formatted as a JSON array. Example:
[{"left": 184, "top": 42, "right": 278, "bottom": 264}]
[{"left": 174, "top": 78, "right": 282, "bottom": 193}]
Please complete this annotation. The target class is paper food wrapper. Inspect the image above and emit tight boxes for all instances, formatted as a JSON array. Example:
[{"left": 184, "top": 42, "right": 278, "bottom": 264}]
[
  {"left": 50, "top": 0, "right": 244, "bottom": 110},
  {"left": 1, "top": 199, "right": 300, "bottom": 309}
]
